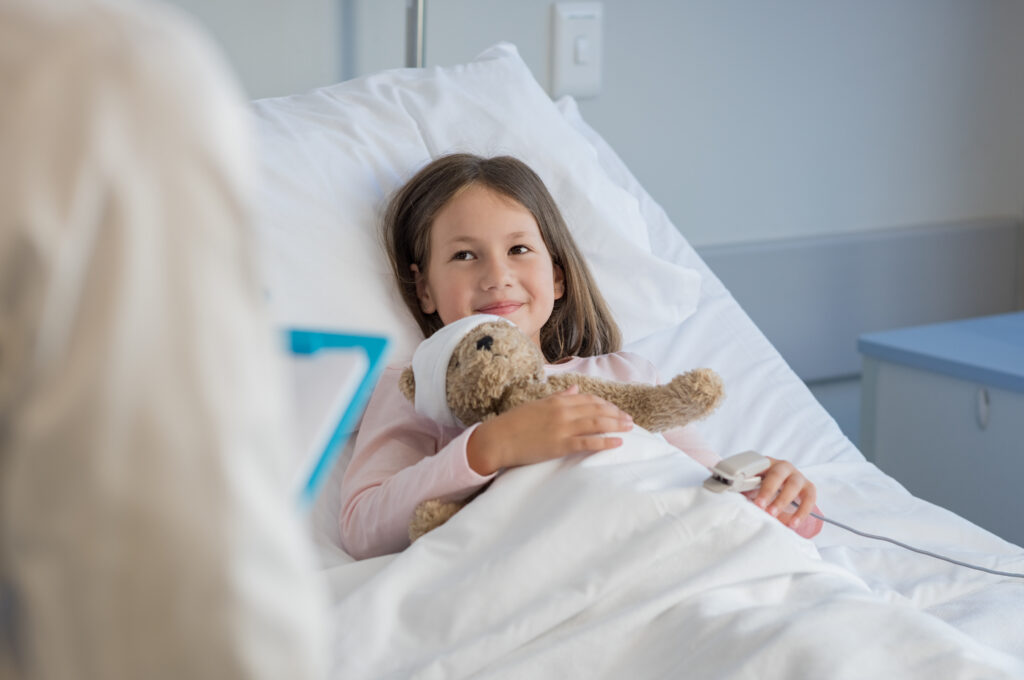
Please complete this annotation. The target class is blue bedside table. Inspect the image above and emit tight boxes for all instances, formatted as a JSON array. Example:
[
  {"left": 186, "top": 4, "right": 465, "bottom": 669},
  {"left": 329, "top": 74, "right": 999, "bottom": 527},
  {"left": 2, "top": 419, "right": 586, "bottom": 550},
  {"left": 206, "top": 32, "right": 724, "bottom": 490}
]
[{"left": 858, "top": 312, "right": 1024, "bottom": 547}]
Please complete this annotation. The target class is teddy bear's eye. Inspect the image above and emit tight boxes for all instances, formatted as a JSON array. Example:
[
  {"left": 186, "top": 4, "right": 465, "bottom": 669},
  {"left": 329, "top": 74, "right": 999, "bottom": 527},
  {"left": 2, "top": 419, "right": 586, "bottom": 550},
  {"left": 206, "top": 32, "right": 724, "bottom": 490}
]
[{"left": 476, "top": 335, "right": 493, "bottom": 351}]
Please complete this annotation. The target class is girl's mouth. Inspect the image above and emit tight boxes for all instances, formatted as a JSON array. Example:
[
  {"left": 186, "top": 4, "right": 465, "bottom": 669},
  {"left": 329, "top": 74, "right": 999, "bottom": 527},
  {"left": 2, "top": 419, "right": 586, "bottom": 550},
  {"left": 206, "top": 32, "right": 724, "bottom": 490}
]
[{"left": 477, "top": 302, "right": 522, "bottom": 315}]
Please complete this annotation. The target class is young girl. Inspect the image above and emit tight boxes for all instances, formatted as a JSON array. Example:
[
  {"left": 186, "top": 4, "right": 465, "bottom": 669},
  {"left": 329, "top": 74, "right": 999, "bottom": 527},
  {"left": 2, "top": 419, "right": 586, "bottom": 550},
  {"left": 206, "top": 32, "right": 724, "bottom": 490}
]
[{"left": 339, "top": 153, "right": 820, "bottom": 560}]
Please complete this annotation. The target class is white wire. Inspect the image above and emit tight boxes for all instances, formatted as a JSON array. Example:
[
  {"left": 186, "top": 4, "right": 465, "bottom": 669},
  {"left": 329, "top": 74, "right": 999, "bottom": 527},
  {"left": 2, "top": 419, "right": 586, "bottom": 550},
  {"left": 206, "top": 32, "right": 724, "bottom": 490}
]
[{"left": 810, "top": 512, "right": 1024, "bottom": 579}]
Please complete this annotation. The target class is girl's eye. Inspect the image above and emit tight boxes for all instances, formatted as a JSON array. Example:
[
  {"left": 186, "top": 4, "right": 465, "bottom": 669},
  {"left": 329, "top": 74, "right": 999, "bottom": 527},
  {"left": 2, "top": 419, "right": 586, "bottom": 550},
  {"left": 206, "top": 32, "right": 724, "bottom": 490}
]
[
  {"left": 509, "top": 245, "right": 530, "bottom": 255},
  {"left": 452, "top": 250, "right": 475, "bottom": 261}
]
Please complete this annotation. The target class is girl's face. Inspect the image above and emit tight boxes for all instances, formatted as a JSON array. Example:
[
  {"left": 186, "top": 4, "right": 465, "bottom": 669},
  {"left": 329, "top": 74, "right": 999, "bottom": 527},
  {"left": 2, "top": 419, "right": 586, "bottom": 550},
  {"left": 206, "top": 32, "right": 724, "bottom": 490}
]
[{"left": 412, "top": 183, "right": 564, "bottom": 349}]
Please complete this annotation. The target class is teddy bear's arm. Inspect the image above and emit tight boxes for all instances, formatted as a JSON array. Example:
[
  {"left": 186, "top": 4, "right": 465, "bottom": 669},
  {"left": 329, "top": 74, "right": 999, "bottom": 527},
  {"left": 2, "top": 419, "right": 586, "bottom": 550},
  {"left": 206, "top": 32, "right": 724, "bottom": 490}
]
[
  {"left": 546, "top": 370, "right": 724, "bottom": 432},
  {"left": 399, "top": 367, "right": 416, "bottom": 402}
]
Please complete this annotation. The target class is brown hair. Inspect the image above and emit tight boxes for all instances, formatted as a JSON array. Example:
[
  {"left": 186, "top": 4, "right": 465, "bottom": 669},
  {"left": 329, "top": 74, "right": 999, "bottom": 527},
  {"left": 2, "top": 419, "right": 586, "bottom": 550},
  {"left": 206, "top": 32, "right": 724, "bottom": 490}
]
[{"left": 381, "top": 153, "right": 621, "bottom": 362}]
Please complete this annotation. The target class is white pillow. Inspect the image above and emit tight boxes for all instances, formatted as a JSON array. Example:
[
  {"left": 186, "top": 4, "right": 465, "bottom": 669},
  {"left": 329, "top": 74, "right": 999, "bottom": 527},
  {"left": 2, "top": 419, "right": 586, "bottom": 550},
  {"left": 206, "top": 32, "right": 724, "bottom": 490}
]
[
  {"left": 554, "top": 95, "right": 709, "bottom": 278},
  {"left": 251, "top": 43, "right": 700, "bottom": 364}
]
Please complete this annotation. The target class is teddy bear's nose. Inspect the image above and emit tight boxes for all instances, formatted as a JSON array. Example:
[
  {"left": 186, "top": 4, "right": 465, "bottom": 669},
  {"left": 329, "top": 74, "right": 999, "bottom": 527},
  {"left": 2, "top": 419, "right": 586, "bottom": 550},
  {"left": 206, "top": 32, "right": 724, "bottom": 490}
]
[{"left": 476, "top": 335, "right": 493, "bottom": 351}]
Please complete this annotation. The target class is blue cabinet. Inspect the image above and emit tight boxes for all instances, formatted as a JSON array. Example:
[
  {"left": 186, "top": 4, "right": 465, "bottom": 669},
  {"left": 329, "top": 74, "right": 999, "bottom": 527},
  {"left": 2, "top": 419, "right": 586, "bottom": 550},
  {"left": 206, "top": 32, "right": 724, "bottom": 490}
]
[{"left": 859, "top": 312, "right": 1024, "bottom": 548}]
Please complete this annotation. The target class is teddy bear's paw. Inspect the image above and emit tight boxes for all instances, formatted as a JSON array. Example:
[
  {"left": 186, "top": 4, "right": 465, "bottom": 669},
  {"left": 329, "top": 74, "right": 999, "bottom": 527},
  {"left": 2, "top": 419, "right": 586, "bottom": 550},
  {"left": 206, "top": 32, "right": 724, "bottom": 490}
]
[
  {"left": 666, "top": 368, "right": 725, "bottom": 418},
  {"left": 408, "top": 499, "right": 466, "bottom": 543}
]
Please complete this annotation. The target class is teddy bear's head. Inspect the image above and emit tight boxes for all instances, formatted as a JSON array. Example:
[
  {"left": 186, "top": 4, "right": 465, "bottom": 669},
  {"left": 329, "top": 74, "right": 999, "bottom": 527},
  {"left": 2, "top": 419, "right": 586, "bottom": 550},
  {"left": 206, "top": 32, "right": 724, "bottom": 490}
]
[{"left": 399, "top": 320, "right": 545, "bottom": 425}]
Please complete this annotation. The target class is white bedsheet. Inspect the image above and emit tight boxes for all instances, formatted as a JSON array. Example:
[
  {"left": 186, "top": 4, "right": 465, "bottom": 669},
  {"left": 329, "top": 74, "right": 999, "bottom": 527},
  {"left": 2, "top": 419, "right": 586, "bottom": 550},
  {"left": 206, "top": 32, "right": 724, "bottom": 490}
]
[{"left": 326, "top": 429, "right": 1023, "bottom": 678}]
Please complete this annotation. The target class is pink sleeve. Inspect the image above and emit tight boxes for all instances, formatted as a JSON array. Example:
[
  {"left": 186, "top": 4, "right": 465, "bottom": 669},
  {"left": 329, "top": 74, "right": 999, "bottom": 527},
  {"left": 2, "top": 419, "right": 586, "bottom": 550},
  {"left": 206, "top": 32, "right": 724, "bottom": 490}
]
[
  {"left": 662, "top": 424, "right": 722, "bottom": 470},
  {"left": 338, "top": 368, "right": 497, "bottom": 560}
]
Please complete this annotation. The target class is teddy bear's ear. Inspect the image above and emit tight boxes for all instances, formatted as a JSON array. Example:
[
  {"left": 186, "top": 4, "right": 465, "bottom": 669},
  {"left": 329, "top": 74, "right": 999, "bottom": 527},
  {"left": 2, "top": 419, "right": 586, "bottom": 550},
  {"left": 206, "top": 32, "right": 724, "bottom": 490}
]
[{"left": 399, "top": 367, "right": 416, "bottom": 403}]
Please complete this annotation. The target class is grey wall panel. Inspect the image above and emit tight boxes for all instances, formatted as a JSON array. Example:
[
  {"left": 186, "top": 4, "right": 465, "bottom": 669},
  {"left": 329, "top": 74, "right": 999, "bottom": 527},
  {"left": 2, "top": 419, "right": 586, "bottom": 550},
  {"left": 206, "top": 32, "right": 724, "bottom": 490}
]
[{"left": 697, "top": 219, "right": 1022, "bottom": 382}]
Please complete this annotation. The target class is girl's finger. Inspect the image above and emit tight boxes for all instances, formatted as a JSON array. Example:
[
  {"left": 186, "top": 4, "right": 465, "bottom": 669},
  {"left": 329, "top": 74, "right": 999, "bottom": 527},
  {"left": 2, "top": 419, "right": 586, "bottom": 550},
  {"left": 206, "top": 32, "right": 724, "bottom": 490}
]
[
  {"left": 789, "top": 485, "right": 817, "bottom": 524},
  {"left": 568, "top": 434, "right": 622, "bottom": 453},
  {"left": 562, "top": 398, "right": 633, "bottom": 423},
  {"left": 767, "top": 475, "right": 806, "bottom": 518},
  {"left": 573, "top": 415, "right": 633, "bottom": 436},
  {"left": 753, "top": 464, "right": 787, "bottom": 508},
  {"left": 753, "top": 484, "right": 775, "bottom": 510}
]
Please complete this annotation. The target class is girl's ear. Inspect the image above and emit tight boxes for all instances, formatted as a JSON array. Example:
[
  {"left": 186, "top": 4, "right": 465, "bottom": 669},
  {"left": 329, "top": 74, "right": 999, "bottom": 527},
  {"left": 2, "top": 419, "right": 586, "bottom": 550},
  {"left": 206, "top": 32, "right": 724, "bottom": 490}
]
[
  {"left": 553, "top": 263, "right": 565, "bottom": 301},
  {"left": 411, "top": 263, "right": 436, "bottom": 314}
]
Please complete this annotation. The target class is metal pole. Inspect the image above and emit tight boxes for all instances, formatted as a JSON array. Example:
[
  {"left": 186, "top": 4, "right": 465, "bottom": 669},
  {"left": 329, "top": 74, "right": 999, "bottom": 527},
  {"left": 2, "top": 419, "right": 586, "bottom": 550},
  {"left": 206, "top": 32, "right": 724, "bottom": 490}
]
[{"left": 405, "top": 0, "right": 426, "bottom": 68}]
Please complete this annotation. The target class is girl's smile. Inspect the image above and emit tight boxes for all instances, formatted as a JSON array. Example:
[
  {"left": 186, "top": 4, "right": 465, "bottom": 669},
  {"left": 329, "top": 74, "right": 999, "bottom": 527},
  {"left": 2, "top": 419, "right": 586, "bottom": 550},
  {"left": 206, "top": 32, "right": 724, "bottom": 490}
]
[
  {"left": 476, "top": 301, "right": 523, "bottom": 315},
  {"left": 412, "top": 183, "right": 564, "bottom": 348}
]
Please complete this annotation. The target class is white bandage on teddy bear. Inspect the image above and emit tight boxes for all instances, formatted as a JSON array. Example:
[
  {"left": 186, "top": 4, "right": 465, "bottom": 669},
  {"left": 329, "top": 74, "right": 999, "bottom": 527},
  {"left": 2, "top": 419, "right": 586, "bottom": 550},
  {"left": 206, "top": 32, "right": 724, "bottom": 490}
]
[{"left": 410, "top": 314, "right": 513, "bottom": 428}]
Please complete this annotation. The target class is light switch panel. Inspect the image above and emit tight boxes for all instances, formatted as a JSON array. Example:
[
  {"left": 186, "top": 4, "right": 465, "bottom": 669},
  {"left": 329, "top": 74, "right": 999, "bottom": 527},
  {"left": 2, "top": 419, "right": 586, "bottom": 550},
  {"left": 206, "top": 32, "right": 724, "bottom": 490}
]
[{"left": 550, "top": 2, "right": 603, "bottom": 99}]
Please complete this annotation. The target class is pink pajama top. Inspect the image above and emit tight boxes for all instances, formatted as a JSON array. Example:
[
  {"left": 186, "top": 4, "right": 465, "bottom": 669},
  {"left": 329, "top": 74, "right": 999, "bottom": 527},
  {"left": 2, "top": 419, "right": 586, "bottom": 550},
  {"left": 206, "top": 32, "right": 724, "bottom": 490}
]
[{"left": 339, "top": 351, "right": 820, "bottom": 560}]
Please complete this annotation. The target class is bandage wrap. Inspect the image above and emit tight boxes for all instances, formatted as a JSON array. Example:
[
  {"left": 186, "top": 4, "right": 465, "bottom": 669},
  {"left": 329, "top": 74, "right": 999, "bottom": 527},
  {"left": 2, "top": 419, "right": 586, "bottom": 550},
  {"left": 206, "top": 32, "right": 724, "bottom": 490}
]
[{"left": 411, "top": 314, "right": 514, "bottom": 428}]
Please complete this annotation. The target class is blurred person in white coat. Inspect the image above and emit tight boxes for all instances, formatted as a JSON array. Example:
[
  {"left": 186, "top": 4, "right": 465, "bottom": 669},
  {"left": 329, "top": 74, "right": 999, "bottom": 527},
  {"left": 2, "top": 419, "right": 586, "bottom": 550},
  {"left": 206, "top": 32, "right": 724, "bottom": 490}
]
[{"left": 0, "top": 0, "right": 327, "bottom": 677}]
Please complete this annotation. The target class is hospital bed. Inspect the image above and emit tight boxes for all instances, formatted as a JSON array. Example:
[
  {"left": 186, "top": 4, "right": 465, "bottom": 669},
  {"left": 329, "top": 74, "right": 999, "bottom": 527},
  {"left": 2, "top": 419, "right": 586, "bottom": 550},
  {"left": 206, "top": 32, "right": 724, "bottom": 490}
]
[{"left": 251, "top": 44, "right": 1024, "bottom": 678}]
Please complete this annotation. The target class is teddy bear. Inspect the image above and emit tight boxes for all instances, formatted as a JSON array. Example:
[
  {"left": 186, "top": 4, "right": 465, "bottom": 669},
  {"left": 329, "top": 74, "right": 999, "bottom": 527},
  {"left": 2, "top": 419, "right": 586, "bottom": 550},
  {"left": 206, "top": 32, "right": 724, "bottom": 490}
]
[{"left": 398, "top": 314, "right": 725, "bottom": 542}]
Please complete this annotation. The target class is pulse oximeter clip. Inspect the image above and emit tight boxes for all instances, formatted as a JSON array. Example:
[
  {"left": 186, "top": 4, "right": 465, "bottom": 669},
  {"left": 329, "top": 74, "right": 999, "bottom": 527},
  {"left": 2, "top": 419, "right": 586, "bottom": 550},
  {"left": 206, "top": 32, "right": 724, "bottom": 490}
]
[{"left": 703, "top": 451, "right": 772, "bottom": 493}]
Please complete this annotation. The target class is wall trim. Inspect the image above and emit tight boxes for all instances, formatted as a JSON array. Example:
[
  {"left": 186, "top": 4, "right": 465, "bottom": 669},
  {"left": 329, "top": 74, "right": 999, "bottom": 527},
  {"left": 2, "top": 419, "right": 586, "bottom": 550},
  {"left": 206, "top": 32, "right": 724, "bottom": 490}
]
[{"left": 697, "top": 218, "right": 1023, "bottom": 382}]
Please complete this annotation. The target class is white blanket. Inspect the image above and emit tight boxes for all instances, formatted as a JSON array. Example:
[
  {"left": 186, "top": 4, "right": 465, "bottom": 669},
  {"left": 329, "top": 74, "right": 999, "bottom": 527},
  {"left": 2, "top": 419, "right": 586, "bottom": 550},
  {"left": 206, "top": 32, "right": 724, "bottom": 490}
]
[{"left": 330, "top": 429, "right": 1023, "bottom": 679}]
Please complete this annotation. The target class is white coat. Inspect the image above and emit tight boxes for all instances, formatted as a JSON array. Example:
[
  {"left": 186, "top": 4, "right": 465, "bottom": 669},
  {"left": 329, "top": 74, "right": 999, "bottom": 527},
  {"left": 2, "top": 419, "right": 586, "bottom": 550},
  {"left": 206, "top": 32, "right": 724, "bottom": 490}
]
[{"left": 0, "top": 0, "right": 327, "bottom": 677}]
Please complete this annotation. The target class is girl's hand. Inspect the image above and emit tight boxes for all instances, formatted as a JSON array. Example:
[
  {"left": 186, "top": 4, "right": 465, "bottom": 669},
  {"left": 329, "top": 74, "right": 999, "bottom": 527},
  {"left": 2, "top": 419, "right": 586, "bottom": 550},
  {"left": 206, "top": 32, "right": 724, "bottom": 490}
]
[
  {"left": 466, "top": 386, "right": 633, "bottom": 475},
  {"left": 749, "top": 457, "right": 817, "bottom": 530}
]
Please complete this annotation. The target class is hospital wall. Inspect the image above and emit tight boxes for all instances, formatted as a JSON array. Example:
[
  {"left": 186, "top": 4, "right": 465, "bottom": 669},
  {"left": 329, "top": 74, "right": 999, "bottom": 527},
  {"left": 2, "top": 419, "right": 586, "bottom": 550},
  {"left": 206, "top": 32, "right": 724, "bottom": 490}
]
[
  {"left": 165, "top": 0, "right": 341, "bottom": 98},
  {"left": 340, "top": 1, "right": 1024, "bottom": 242},
  {"left": 167, "top": 0, "right": 1024, "bottom": 443}
]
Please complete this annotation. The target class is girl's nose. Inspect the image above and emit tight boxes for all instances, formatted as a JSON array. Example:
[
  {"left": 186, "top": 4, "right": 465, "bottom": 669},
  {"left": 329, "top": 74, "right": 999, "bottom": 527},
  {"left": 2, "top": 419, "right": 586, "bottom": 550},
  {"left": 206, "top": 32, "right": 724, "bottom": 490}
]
[{"left": 481, "top": 258, "right": 513, "bottom": 289}]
